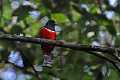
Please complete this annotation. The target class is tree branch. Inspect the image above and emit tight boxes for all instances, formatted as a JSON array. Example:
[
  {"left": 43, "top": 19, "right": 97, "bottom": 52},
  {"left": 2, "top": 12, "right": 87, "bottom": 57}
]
[
  {"left": 0, "top": 33, "right": 120, "bottom": 72},
  {"left": 0, "top": 33, "right": 119, "bottom": 54},
  {"left": 86, "top": 51, "right": 120, "bottom": 72}
]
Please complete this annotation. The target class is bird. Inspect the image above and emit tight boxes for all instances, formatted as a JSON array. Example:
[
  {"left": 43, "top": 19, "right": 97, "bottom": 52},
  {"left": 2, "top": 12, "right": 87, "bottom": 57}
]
[{"left": 38, "top": 20, "right": 56, "bottom": 67}]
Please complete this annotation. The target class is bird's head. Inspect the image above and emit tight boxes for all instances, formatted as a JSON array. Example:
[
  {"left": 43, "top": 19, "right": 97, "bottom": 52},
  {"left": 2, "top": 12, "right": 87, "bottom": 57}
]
[{"left": 45, "top": 20, "right": 56, "bottom": 31}]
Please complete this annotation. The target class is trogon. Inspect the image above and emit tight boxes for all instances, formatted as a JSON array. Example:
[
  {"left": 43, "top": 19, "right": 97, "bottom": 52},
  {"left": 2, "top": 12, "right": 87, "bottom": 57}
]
[{"left": 38, "top": 20, "right": 56, "bottom": 67}]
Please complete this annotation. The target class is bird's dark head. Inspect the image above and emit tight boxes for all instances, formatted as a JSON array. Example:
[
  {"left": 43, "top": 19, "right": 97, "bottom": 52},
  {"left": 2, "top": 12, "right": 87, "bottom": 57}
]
[{"left": 45, "top": 20, "right": 56, "bottom": 31}]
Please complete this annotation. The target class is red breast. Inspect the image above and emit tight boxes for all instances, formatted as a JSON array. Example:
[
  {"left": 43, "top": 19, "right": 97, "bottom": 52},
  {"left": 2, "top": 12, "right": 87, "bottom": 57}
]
[{"left": 39, "top": 27, "right": 56, "bottom": 40}]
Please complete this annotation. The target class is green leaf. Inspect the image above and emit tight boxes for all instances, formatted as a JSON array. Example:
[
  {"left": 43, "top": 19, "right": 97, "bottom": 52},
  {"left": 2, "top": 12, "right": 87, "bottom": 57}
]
[
  {"left": 51, "top": 13, "right": 70, "bottom": 24},
  {"left": 82, "top": 74, "right": 93, "bottom": 80},
  {"left": 71, "top": 9, "right": 81, "bottom": 21},
  {"left": 115, "top": 36, "right": 120, "bottom": 46},
  {"left": 24, "top": 22, "right": 40, "bottom": 36},
  {"left": 108, "top": 69, "right": 119, "bottom": 80},
  {"left": 97, "top": 19, "right": 109, "bottom": 26},
  {"left": 89, "top": 4, "right": 99, "bottom": 15},
  {"left": 3, "top": 1, "right": 11, "bottom": 19}
]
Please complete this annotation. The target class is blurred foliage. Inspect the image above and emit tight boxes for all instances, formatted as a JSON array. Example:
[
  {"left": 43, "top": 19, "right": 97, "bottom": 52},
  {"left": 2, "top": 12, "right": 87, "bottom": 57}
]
[{"left": 0, "top": 0, "right": 120, "bottom": 80}]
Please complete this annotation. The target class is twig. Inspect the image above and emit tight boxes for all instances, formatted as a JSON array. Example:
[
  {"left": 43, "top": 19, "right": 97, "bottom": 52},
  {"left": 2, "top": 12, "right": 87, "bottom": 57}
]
[{"left": 87, "top": 51, "right": 120, "bottom": 72}]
